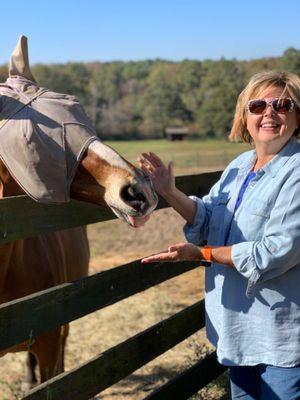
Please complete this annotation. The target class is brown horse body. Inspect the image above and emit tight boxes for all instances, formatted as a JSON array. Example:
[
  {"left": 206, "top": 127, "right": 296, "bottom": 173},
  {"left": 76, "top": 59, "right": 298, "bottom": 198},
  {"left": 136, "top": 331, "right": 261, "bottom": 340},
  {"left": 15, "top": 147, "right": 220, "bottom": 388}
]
[
  {"left": 0, "top": 226, "right": 89, "bottom": 386},
  {"left": 0, "top": 136, "right": 157, "bottom": 392}
]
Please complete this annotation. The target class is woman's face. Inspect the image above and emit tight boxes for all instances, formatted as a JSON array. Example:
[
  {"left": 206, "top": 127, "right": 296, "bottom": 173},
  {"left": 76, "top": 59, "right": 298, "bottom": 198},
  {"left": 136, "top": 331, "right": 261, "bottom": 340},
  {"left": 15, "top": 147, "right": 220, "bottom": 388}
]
[{"left": 246, "top": 86, "right": 298, "bottom": 152}]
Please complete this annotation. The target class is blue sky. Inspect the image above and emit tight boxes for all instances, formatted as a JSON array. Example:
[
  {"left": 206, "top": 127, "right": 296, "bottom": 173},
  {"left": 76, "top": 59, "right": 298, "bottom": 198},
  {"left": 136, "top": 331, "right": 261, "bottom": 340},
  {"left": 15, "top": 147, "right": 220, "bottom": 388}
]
[{"left": 1, "top": 0, "right": 300, "bottom": 64}]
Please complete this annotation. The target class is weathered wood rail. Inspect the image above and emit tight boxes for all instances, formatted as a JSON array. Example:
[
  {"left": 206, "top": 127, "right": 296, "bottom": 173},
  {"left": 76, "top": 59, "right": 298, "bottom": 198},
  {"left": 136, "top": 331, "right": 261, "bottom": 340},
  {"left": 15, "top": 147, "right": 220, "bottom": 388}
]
[{"left": 0, "top": 171, "right": 228, "bottom": 400}]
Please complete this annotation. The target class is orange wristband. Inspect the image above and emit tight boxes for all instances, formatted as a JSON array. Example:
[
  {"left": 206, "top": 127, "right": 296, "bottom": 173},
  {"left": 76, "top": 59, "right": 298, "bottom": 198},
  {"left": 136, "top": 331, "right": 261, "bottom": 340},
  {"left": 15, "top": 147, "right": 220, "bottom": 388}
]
[{"left": 201, "top": 246, "right": 213, "bottom": 262}]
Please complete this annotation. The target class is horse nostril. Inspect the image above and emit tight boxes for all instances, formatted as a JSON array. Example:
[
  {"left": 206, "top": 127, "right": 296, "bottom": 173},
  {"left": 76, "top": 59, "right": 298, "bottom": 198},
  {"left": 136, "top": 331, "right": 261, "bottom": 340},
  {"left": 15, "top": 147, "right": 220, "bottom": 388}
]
[
  {"left": 136, "top": 191, "right": 147, "bottom": 203},
  {"left": 120, "top": 185, "right": 135, "bottom": 202},
  {"left": 127, "top": 186, "right": 135, "bottom": 199},
  {"left": 120, "top": 185, "right": 147, "bottom": 211}
]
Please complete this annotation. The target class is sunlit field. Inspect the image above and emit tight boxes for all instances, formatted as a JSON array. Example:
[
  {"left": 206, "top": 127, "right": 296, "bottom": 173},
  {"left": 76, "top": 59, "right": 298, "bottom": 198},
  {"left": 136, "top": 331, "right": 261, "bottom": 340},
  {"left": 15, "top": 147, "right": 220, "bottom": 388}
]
[
  {"left": 0, "top": 139, "right": 249, "bottom": 399},
  {"left": 105, "top": 138, "right": 250, "bottom": 175}
]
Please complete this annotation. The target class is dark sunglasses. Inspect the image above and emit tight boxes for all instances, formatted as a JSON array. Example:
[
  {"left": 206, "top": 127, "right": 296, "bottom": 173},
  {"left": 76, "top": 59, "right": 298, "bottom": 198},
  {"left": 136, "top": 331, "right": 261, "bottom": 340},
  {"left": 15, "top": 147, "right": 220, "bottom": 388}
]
[{"left": 247, "top": 97, "right": 295, "bottom": 114}]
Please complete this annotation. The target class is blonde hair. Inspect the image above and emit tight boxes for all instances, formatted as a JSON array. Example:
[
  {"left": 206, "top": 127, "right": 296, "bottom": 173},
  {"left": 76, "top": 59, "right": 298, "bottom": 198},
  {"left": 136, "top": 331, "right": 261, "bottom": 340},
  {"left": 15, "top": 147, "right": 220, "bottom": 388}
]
[{"left": 229, "top": 71, "right": 300, "bottom": 143}]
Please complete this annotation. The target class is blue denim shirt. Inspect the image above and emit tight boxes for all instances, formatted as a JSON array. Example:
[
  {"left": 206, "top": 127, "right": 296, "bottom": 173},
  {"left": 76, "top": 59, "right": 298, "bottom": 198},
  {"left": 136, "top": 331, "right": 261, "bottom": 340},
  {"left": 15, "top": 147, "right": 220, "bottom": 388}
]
[{"left": 184, "top": 137, "right": 300, "bottom": 367}]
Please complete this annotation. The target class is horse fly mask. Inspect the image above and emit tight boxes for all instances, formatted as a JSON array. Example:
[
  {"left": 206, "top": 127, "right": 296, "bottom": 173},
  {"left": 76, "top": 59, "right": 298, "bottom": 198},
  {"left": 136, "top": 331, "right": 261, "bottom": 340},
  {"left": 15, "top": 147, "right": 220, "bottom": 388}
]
[{"left": 0, "top": 36, "right": 98, "bottom": 203}]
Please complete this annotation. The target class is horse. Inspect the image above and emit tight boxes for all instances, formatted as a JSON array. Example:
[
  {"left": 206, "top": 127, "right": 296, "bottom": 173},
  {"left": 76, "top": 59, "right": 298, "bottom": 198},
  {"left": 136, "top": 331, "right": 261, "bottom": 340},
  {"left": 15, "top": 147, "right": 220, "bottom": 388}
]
[{"left": 0, "top": 36, "right": 158, "bottom": 391}]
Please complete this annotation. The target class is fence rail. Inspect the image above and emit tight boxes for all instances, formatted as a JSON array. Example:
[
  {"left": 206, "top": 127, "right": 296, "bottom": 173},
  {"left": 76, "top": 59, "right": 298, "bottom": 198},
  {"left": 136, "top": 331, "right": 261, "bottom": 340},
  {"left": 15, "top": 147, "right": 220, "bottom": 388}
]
[
  {"left": 0, "top": 171, "right": 221, "bottom": 244},
  {"left": 0, "top": 171, "right": 227, "bottom": 400}
]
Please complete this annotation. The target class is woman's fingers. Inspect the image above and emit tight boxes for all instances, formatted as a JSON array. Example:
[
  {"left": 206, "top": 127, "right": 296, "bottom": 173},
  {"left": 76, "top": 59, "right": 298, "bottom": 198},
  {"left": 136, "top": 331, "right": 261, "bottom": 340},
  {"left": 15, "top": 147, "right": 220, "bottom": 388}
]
[
  {"left": 138, "top": 162, "right": 151, "bottom": 176},
  {"left": 141, "top": 243, "right": 195, "bottom": 264},
  {"left": 142, "top": 152, "right": 165, "bottom": 168},
  {"left": 138, "top": 153, "right": 172, "bottom": 178},
  {"left": 149, "top": 152, "right": 165, "bottom": 167},
  {"left": 138, "top": 156, "right": 154, "bottom": 175},
  {"left": 168, "top": 243, "right": 184, "bottom": 252},
  {"left": 168, "top": 161, "right": 174, "bottom": 178},
  {"left": 141, "top": 153, "right": 154, "bottom": 164},
  {"left": 141, "top": 243, "right": 200, "bottom": 265},
  {"left": 141, "top": 250, "right": 178, "bottom": 263}
]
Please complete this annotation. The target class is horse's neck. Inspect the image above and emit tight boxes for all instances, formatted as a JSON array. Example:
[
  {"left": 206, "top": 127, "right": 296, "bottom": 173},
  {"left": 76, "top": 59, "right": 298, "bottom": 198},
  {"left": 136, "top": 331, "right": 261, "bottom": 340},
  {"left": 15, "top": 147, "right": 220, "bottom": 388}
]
[
  {"left": 70, "top": 157, "right": 106, "bottom": 205},
  {"left": 0, "top": 240, "right": 24, "bottom": 301},
  {"left": 0, "top": 161, "right": 26, "bottom": 299}
]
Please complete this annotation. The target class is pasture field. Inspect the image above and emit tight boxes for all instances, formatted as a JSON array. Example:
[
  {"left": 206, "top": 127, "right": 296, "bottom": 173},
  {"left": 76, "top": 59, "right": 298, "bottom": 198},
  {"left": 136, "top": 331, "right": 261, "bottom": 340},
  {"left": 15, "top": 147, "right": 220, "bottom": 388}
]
[
  {"left": 0, "top": 139, "right": 249, "bottom": 400},
  {"left": 105, "top": 138, "right": 250, "bottom": 176}
]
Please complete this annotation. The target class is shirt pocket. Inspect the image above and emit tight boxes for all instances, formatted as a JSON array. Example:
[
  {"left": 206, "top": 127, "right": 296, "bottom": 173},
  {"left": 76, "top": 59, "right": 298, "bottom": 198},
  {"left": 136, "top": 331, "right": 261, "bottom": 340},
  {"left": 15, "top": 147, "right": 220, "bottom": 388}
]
[
  {"left": 240, "top": 197, "right": 271, "bottom": 240},
  {"left": 246, "top": 198, "right": 270, "bottom": 218}
]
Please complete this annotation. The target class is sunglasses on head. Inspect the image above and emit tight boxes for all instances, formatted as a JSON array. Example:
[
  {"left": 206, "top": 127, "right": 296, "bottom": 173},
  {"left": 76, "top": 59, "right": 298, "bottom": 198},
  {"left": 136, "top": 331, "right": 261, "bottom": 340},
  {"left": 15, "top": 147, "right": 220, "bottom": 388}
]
[{"left": 247, "top": 97, "right": 295, "bottom": 115}]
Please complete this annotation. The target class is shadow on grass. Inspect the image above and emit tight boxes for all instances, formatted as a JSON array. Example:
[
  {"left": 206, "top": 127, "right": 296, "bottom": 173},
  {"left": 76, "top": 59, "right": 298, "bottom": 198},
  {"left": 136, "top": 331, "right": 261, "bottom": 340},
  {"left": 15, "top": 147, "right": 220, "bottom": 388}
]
[
  {"left": 100, "top": 364, "right": 184, "bottom": 398},
  {"left": 189, "top": 371, "right": 230, "bottom": 400},
  {"left": 98, "top": 367, "right": 230, "bottom": 400}
]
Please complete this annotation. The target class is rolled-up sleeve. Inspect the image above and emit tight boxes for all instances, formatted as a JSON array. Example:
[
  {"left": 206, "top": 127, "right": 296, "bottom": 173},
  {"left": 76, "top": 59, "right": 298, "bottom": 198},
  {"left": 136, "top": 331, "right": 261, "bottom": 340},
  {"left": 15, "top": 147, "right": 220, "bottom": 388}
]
[
  {"left": 231, "top": 242, "right": 261, "bottom": 297},
  {"left": 183, "top": 196, "right": 208, "bottom": 245},
  {"left": 183, "top": 162, "right": 238, "bottom": 246},
  {"left": 232, "top": 172, "right": 300, "bottom": 297},
  {"left": 183, "top": 172, "right": 227, "bottom": 245}
]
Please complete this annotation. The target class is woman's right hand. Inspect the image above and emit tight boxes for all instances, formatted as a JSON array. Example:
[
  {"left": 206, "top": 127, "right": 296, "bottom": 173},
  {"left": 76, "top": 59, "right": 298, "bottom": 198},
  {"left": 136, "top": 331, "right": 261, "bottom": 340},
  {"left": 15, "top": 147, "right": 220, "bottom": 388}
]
[
  {"left": 138, "top": 152, "right": 196, "bottom": 224},
  {"left": 138, "top": 152, "right": 176, "bottom": 197}
]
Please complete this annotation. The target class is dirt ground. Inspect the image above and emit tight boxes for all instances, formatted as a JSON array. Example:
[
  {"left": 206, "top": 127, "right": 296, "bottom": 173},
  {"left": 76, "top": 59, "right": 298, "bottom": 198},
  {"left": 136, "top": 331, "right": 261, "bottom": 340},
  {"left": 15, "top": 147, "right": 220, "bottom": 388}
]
[{"left": 0, "top": 209, "right": 229, "bottom": 400}]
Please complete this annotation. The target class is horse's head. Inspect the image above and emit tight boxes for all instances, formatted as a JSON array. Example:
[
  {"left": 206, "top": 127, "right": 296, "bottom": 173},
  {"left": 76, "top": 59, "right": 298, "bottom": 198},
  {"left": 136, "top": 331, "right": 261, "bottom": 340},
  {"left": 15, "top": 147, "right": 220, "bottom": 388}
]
[
  {"left": 71, "top": 141, "right": 157, "bottom": 226},
  {"left": 0, "top": 36, "right": 158, "bottom": 227}
]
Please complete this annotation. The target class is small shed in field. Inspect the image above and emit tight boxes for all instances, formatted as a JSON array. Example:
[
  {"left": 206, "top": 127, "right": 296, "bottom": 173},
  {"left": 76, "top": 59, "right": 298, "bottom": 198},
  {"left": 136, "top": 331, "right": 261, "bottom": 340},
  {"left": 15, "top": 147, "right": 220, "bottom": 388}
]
[{"left": 165, "top": 126, "right": 189, "bottom": 141}]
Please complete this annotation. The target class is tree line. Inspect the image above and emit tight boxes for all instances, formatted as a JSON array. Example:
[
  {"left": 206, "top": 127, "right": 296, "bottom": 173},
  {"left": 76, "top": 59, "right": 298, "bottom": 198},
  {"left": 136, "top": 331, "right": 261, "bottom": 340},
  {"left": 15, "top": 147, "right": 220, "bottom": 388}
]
[{"left": 0, "top": 47, "right": 299, "bottom": 140}]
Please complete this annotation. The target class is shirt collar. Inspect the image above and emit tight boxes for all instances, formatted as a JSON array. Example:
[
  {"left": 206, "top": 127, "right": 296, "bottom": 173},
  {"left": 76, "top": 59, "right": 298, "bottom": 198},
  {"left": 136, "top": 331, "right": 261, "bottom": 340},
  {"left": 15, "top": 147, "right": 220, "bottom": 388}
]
[
  {"left": 262, "top": 137, "right": 300, "bottom": 178},
  {"left": 238, "top": 151, "right": 256, "bottom": 175},
  {"left": 238, "top": 137, "right": 300, "bottom": 178}
]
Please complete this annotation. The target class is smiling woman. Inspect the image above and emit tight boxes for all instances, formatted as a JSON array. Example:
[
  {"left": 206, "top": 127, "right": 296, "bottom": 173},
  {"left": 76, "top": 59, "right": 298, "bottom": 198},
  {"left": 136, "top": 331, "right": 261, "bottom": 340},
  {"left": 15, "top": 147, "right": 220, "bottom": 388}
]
[
  {"left": 140, "top": 71, "right": 300, "bottom": 399},
  {"left": 244, "top": 87, "right": 298, "bottom": 169},
  {"left": 230, "top": 71, "right": 300, "bottom": 143}
]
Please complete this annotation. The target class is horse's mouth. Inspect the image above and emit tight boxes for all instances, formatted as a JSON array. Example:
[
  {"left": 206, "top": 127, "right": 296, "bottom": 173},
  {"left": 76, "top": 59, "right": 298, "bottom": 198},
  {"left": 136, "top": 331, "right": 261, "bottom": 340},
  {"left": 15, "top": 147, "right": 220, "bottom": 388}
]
[{"left": 110, "top": 206, "right": 149, "bottom": 227}]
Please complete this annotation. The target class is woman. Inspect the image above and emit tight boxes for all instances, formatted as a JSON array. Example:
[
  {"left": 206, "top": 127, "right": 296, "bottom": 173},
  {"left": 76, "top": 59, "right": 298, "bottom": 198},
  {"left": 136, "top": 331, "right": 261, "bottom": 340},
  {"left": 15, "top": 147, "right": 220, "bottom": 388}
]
[{"left": 139, "top": 71, "right": 300, "bottom": 399}]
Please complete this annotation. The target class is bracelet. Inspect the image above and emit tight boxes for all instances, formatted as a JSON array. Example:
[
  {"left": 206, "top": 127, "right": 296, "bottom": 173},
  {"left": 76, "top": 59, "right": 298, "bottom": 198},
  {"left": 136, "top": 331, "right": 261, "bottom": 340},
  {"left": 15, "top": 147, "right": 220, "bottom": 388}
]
[{"left": 201, "top": 245, "right": 213, "bottom": 262}]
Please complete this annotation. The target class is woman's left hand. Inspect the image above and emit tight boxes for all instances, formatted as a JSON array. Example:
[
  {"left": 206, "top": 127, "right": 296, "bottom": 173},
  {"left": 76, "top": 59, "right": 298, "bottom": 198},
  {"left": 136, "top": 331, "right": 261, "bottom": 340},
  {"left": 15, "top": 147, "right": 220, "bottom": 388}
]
[{"left": 141, "top": 242, "right": 201, "bottom": 263}]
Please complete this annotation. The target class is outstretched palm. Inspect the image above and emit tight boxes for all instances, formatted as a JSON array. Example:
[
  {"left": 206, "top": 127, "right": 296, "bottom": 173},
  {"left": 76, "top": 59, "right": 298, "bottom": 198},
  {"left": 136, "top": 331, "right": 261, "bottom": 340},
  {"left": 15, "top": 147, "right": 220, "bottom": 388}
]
[{"left": 141, "top": 242, "right": 201, "bottom": 263}]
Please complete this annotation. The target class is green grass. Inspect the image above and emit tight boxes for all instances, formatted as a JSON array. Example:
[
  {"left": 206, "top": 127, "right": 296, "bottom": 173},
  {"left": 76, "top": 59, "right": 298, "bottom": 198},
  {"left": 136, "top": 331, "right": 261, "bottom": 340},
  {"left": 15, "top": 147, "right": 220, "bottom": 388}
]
[{"left": 105, "top": 138, "right": 251, "bottom": 174}]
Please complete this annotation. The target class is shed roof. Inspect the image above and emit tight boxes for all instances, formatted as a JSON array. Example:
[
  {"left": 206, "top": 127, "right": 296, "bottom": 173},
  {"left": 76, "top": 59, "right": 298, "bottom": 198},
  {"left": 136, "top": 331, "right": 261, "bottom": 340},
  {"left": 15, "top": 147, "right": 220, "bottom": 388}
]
[{"left": 165, "top": 127, "right": 189, "bottom": 134}]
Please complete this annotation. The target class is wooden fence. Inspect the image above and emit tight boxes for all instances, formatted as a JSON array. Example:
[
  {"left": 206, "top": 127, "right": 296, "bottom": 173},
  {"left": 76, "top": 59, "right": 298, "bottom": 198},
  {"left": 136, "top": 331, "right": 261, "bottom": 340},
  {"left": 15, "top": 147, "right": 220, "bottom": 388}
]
[{"left": 0, "top": 171, "right": 228, "bottom": 400}]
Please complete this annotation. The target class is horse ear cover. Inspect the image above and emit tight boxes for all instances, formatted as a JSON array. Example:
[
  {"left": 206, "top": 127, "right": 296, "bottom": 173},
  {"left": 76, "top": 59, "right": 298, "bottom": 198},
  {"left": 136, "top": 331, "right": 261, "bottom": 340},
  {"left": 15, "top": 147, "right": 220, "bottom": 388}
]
[{"left": 9, "top": 35, "right": 36, "bottom": 82}]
